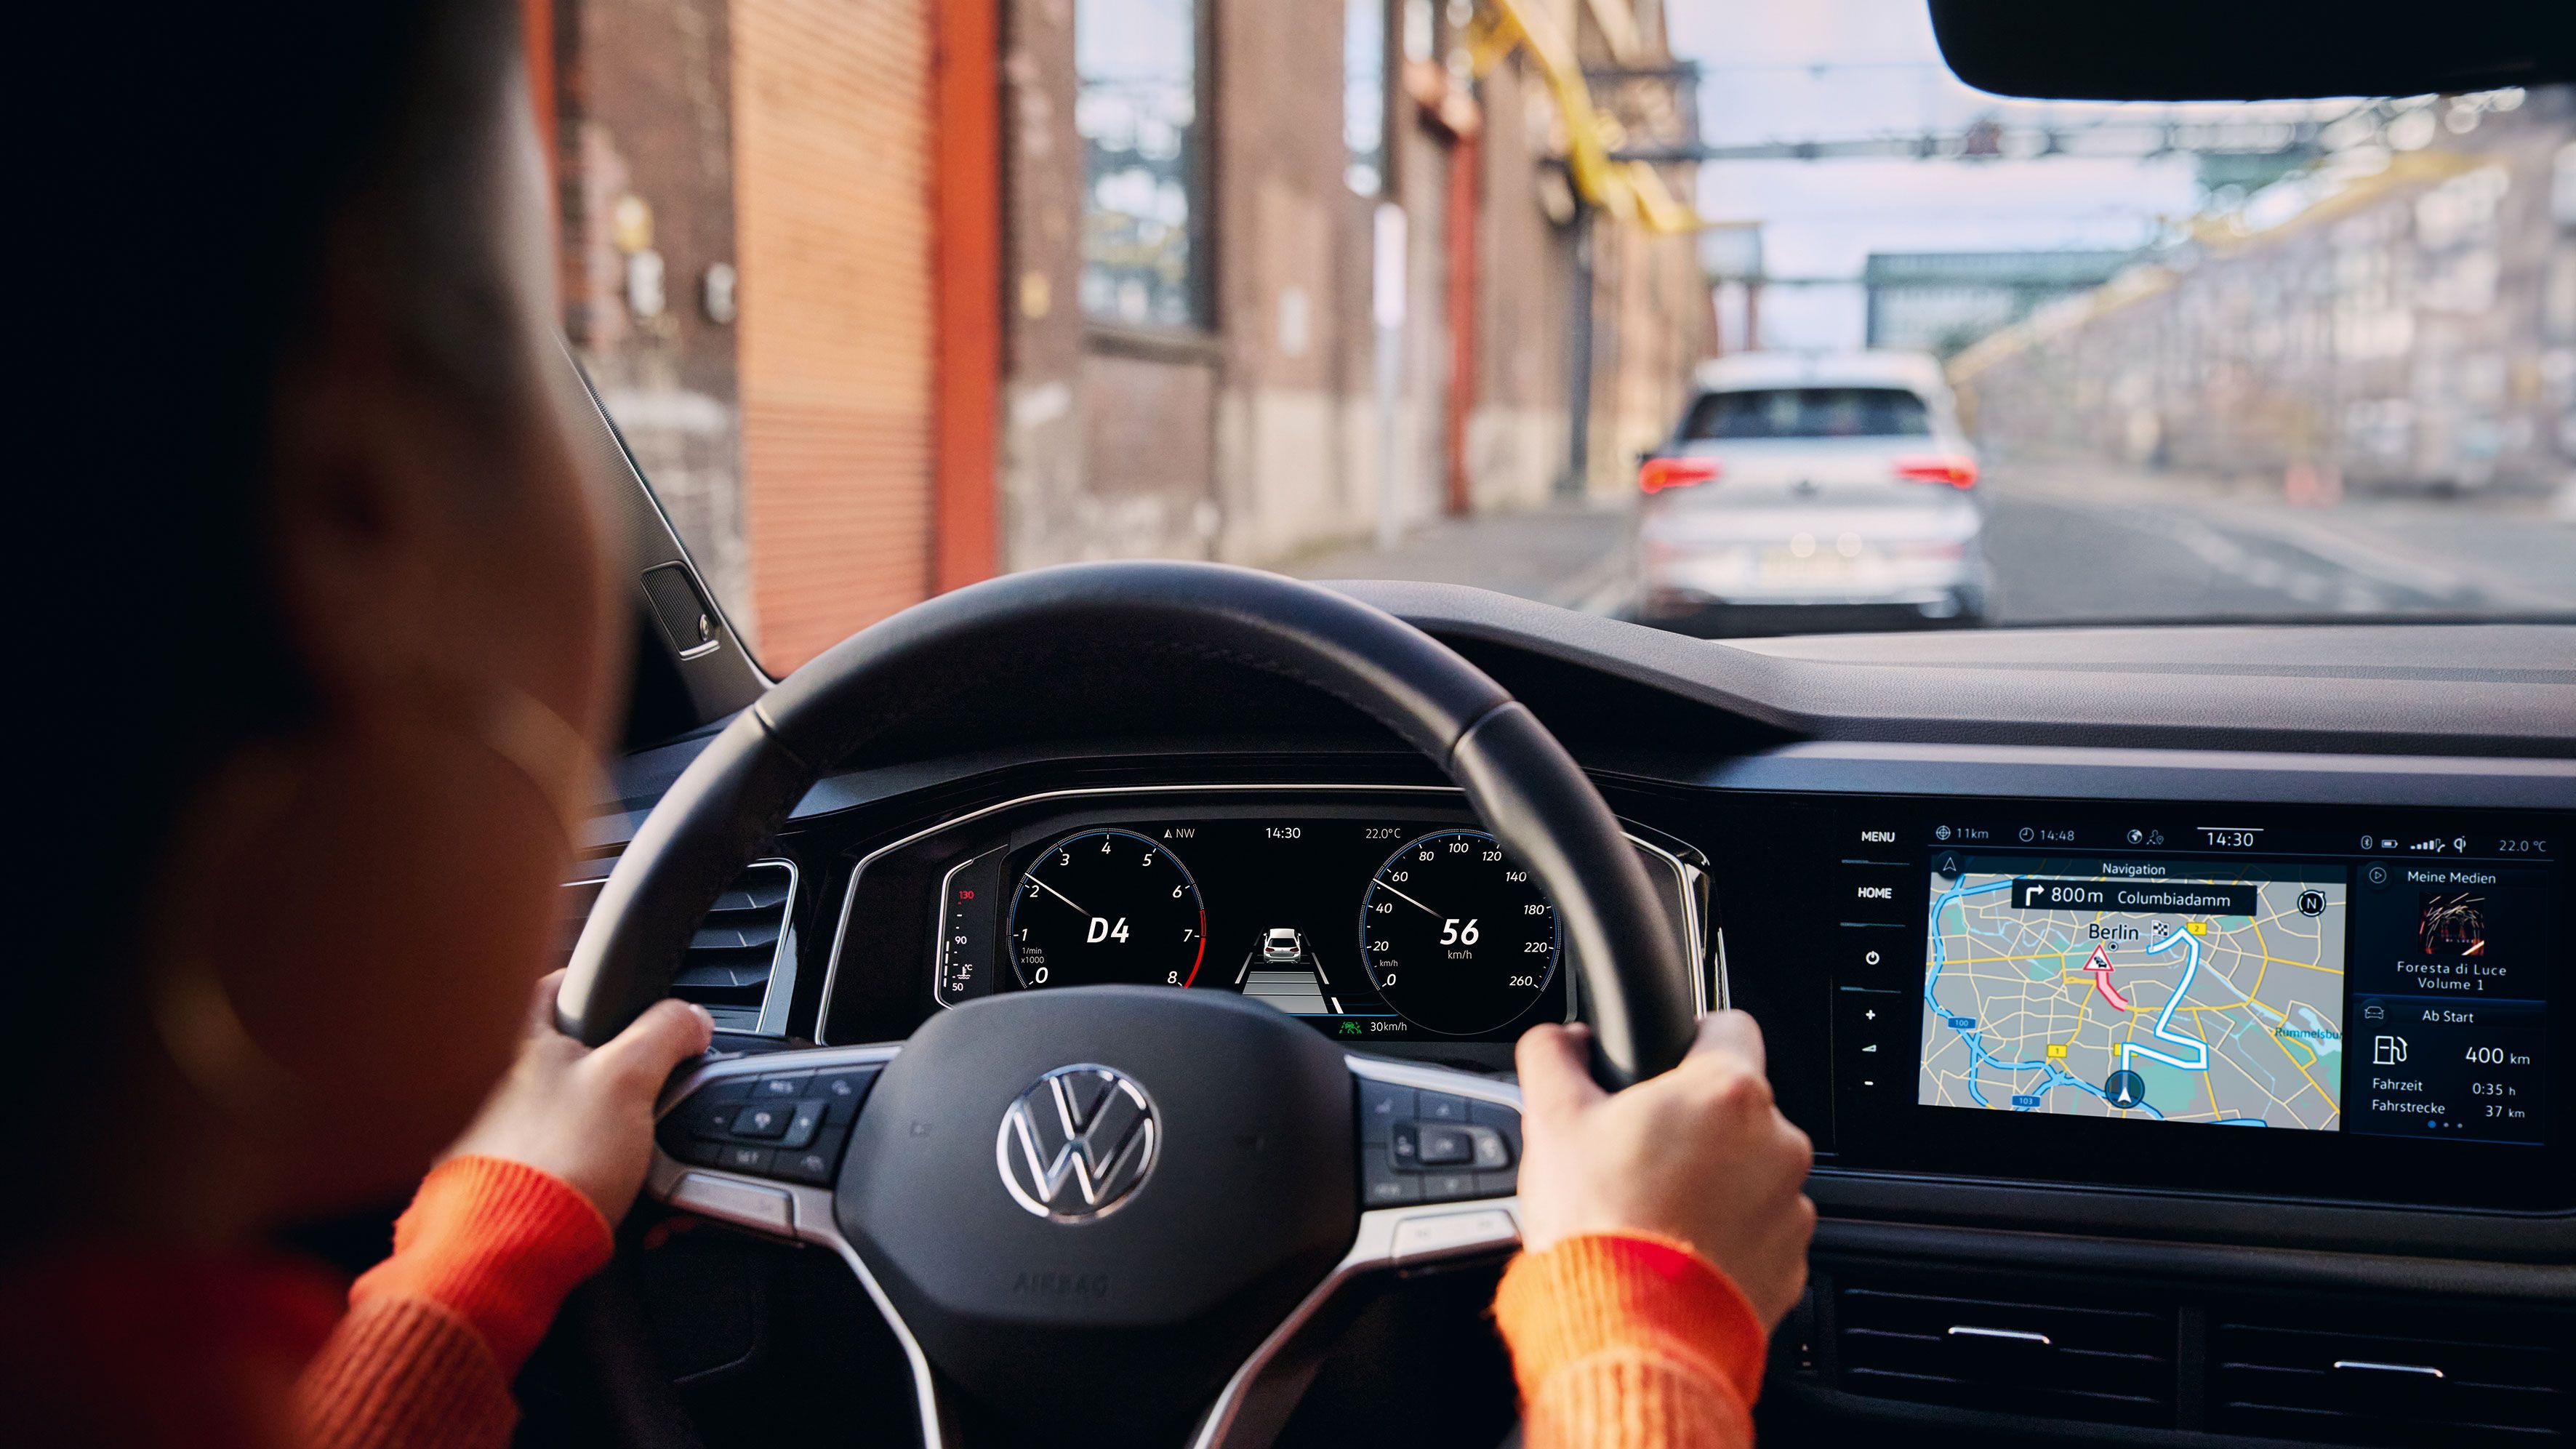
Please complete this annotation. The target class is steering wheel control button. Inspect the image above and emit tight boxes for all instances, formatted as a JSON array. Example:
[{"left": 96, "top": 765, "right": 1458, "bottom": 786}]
[
  {"left": 1389, "top": 1123, "right": 1422, "bottom": 1168},
  {"left": 1358, "top": 1081, "right": 1414, "bottom": 1141},
  {"left": 1420, "top": 1171, "right": 1477, "bottom": 1203},
  {"left": 718, "top": 1144, "right": 775, "bottom": 1173},
  {"left": 778, "top": 1128, "right": 846, "bottom": 1185},
  {"left": 1469, "top": 1099, "right": 1522, "bottom": 1196},
  {"left": 780, "top": 1100, "right": 826, "bottom": 1149},
  {"left": 1392, "top": 1208, "right": 1517, "bottom": 1259},
  {"left": 753, "top": 1072, "right": 810, "bottom": 1099},
  {"left": 1363, "top": 1157, "right": 1422, "bottom": 1206},
  {"left": 1417, "top": 1123, "right": 1476, "bottom": 1165},
  {"left": 814, "top": 1068, "right": 880, "bottom": 1125},
  {"left": 685, "top": 1101, "right": 739, "bottom": 1139},
  {"left": 731, "top": 1103, "right": 791, "bottom": 1139},
  {"left": 1417, "top": 1091, "right": 1469, "bottom": 1123}
]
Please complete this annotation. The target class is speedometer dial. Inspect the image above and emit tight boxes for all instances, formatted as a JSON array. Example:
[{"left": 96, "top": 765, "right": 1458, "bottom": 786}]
[
  {"left": 1009, "top": 830, "right": 1207, "bottom": 989},
  {"left": 1357, "top": 830, "right": 1560, "bottom": 1035}
]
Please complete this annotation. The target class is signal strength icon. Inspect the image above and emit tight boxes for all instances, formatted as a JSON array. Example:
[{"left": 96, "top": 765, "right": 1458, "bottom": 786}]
[{"left": 2410, "top": 838, "right": 2445, "bottom": 853}]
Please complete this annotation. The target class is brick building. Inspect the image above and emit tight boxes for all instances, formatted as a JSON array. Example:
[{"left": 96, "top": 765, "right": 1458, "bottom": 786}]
[{"left": 537, "top": 0, "right": 1706, "bottom": 672}]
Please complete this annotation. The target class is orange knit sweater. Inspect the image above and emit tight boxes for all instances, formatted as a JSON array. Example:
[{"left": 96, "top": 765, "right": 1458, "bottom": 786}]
[
  {"left": 4, "top": 1159, "right": 1762, "bottom": 1448},
  {"left": 1494, "top": 1232, "right": 1768, "bottom": 1447},
  {"left": 296, "top": 1155, "right": 614, "bottom": 1449}
]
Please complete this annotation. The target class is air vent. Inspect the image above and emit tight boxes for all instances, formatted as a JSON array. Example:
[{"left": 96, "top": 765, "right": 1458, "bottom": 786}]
[
  {"left": 556, "top": 861, "right": 796, "bottom": 1035},
  {"left": 2212, "top": 1318, "right": 2567, "bottom": 1446},
  {"left": 1837, "top": 1283, "right": 2174, "bottom": 1426}
]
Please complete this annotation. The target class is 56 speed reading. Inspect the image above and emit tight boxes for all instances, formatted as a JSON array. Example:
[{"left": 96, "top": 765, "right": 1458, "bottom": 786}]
[{"left": 1357, "top": 829, "right": 1560, "bottom": 1036}]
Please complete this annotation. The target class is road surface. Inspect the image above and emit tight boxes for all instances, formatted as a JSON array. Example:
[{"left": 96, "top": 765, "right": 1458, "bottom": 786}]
[{"left": 1291, "top": 463, "right": 2576, "bottom": 630}]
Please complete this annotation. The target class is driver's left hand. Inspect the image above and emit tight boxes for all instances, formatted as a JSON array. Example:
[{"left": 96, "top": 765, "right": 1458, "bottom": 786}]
[{"left": 440, "top": 970, "right": 714, "bottom": 1225}]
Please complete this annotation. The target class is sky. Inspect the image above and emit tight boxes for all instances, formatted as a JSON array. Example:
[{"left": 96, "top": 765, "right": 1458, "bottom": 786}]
[{"left": 1661, "top": 0, "right": 2284, "bottom": 348}]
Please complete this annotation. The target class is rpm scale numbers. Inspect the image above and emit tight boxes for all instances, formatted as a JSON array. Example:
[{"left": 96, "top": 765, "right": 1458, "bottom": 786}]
[
  {"left": 1358, "top": 830, "right": 1561, "bottom": 1035},
  {"left": 1008, "top": 830, "right": 1207, "bottom": 988}
]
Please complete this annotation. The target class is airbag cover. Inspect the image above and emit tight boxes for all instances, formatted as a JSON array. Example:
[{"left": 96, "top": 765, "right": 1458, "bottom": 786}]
[{"left": 838, "top": 986, "right": 1356, "bottom": 1432}]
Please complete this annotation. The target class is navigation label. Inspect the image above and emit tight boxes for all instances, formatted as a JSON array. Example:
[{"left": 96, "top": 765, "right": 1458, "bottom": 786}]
[{"left": 2008, "top": 878, "right": 2259, "bottom": 916}]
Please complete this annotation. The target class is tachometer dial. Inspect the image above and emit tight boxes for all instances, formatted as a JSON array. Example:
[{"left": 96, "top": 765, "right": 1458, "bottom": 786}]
[
  {"left": 1357, "top": 830, "right": 1560, "bottom": 1035},
  {"left": 1009, "top": 830, "right": 1207, "bottom": 989}
]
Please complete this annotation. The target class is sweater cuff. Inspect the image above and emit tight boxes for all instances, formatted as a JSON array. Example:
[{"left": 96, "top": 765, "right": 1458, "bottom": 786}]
[
  {"left": 350, "top": 1155, "right": 614, "bottom": 1378},
  {"left": 1493, "top": 1232, "right": 1769, "bottom": 1413}
]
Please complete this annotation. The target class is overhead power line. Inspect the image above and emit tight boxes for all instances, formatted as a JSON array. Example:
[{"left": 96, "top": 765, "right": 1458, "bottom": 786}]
[{"left": 1617, "top": 116, "right": 2338, "bottom": 165}]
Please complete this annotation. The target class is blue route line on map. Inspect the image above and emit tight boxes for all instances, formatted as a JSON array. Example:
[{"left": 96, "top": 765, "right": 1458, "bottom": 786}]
[
  {"left": 2119, "top": 927, "right": 2212, "bottom": 1074},
  {"left": 1927, "top": 877, "right": 2169, "bottom": 1119}
]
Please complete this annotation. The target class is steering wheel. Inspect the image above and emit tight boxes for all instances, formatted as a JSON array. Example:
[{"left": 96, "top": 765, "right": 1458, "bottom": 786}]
[{"left": 558, "top": 561, "right": 1698, "bottom": 1448}]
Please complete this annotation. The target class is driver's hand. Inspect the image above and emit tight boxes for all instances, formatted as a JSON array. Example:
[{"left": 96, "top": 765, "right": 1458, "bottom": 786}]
[
  {"left": 1513, "top": 1011, "right": 1815, "bottom": 1328},
  {"left": 440, "top": 969, "right": 714, "bottom": 1226}
]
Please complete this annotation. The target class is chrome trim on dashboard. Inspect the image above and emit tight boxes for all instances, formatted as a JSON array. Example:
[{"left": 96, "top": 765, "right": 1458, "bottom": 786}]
[
  {"left": 815, "top": 783, "right": 1708, "bottom": 1045},
  {"left": 1946, "top": 1325, "right": 2050, "bottom": 1346},
  {"left": 1626, "top": 834, "right": 1709, "bottom": 1019},
  {"left": 1702, "top": 740, "right": 2576, "bottom": 811},
  {"left": 748, "top": 859, "right": 802, "bottom": 1037}
]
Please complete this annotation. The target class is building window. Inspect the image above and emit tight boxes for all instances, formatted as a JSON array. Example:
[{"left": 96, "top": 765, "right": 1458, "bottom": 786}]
[
  {"left": 1344, "top": 0, "right": 1387, "bottom": 196},
  {"left": 1076, "top": 0, "right": 1204, "bottom": 329}
]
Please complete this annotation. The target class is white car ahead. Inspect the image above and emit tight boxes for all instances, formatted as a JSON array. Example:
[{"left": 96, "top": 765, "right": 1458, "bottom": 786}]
[{"left": 1635, "top": 350, "right": 1989, "bottom": 631}]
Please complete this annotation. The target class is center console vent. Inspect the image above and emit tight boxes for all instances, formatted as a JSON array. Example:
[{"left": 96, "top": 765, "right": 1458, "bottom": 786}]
[
  {"left": 2211, "top": 1318, "right": 2567, "bottom": 1446},
  {"left": 1837, "top": 1282, "right": 2175, "bottom": 1426},
  {"left": 556, "top": 860, "right": 798, "bottom": 1035}
]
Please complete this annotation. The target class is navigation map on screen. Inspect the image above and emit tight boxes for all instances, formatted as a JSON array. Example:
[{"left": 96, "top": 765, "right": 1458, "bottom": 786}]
[{"left": 1916, "top": 856, "right": 2348, "bottom": 1128}]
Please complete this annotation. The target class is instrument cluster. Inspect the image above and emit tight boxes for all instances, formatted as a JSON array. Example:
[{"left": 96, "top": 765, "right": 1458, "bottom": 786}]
[{"left": 820, "top": 787, "right": 1706, "bottom": 1051}]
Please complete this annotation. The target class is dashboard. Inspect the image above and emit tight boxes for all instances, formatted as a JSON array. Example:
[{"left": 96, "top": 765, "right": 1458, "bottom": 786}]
[{"left": 782, "top": 779, "right": 2571, "bottom": 1221}]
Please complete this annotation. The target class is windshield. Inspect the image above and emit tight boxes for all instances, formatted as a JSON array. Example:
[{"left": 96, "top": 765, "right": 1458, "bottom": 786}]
[
  {"left": 1685, "top": 388, "right": 1932, "bottom": 441},
  {"left": 566, "top": 1, "right": 2576, "bottom": 671}
]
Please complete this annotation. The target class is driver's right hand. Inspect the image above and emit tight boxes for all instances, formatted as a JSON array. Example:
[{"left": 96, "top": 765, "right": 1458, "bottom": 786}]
[{"left": 1512, "top": 1011, "right": 1817, "bottom": 1328}]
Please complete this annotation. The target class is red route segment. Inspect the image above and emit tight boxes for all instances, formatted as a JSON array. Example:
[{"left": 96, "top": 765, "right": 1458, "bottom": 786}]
[{"left": 2084, "top": 942, "right": 2132, "bottom": 1011}]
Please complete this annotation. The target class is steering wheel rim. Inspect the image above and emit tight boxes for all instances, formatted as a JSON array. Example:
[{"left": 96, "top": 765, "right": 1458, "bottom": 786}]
[
  {"left": 561, "top": 561, "right": 1698, "bottom": 1445},
  {"left": 561, "top": 559, "right": 1694, "bottom": 1082}
]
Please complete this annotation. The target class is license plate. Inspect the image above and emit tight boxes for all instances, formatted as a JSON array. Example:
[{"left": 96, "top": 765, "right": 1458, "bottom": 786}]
[{"left": 1757, "top": 550, "right": 1857, "bottom": 582}]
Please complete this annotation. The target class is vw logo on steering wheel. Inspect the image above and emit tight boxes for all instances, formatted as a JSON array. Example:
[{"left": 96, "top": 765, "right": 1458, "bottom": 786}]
[{"left": 996, "top": 1064, "right": 1159, "bottom": 1222}]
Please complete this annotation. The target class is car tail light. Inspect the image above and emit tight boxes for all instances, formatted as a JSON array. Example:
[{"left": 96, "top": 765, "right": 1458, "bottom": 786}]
[
  {"left": 1893, "top": 454, "right": 1979, "bottom": 489},
  {"left": 1639, "top": 457, "right": 1720, "bottom": 494}
]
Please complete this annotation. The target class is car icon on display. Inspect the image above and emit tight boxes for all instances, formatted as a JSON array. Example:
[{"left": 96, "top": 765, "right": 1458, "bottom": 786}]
[{"left": 1261, "top": 927, "right": 1307, "bottom": 964}]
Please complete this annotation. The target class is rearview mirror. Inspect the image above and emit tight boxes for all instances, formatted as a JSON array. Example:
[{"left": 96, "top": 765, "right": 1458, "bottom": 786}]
[{"left": 1927, "top": 0, "right": 2576, "bottom": 101}]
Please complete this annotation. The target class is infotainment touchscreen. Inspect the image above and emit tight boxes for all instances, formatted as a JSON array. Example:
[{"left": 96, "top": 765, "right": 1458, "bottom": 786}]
[
  {"left": 1911, "top": 828, "right": 2554, "bottom": 1146},
  {"left": 1920, "top": 859, "right": 2353, "bottom": 1131}
]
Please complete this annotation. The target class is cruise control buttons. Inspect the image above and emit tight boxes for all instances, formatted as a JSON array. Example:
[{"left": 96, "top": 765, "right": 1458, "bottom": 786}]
[{"left": 657, "top": 1063, "right": 882, "bottom": 1193}]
